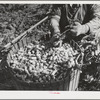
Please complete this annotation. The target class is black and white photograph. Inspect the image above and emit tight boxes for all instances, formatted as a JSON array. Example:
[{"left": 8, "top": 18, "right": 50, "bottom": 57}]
[{"left": 0, "top": 1, "right": 100, "bottom": 95}]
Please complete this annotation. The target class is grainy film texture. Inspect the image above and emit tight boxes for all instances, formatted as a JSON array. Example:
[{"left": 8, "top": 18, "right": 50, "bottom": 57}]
[{"left": 0, "top": 4, "right": 100, "bottom": 91}]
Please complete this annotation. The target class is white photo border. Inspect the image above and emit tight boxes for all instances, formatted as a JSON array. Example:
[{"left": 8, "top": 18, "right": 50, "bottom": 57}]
[{"left": 0, "top": 1, "right": 100, "bottom": 99}]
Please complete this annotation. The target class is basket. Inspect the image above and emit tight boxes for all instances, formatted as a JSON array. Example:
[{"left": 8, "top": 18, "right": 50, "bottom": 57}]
[
  {"left": 0, "top": 16, "right": 81, "bottom": 91},
  {"left": 10, "top": 68, "right": 71, "bottom": 90}
]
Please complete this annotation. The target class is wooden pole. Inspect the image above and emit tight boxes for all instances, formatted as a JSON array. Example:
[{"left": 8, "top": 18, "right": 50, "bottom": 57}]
[{"left": 4, "top": 16, "right": 49, "bottom": 49}]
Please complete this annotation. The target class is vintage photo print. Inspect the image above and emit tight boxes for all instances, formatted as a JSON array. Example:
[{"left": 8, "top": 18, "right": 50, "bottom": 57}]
[{"left": 0, "top": 0, "right": 100, "bottom": 99}]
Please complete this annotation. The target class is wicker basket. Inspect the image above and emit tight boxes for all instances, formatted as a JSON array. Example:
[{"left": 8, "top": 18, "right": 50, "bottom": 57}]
[
  {"left": 0, "top": 16, "right": 81, "bottom": 91},
  {"left": 11, "top": 69, "right": 71, "bottom": 90}
]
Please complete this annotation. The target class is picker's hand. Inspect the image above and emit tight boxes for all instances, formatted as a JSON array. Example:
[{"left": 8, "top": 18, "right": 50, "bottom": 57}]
[
  {"left": 65, "top": 22, "right": 89, "bottom": 37},
  {"left": 49, "top": 32, "right": 62, "bottom": 47},
  {"left": 70, "top": 22, "right": 83, "bottom": 36},
  {"left": 53, "top": 40, "right": 63, "bottom": 47},
  {"left": 50, "top": 32, "right": 61, "bottom": 43}
]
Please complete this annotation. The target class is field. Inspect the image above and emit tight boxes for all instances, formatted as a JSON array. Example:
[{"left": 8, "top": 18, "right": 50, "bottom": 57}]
[{"left": 0, "top": 4, "right": 100, "bottom": 91}]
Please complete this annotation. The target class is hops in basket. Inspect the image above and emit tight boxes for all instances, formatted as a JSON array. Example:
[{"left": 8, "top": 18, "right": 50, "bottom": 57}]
[{"left": 10, "top": 42, "right": 78, "bottom": 83}]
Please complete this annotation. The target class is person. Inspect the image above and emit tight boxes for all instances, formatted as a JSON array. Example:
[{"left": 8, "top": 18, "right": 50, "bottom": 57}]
[{"left": 50, "top": 4, "right": 100, "bottom": 45}]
